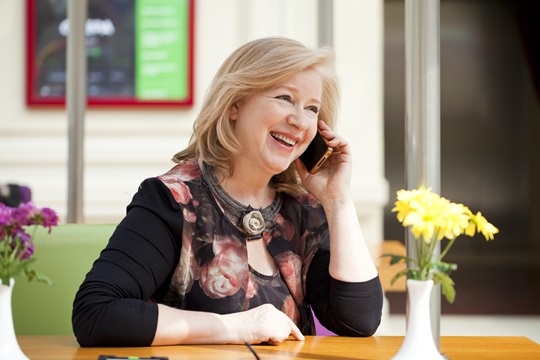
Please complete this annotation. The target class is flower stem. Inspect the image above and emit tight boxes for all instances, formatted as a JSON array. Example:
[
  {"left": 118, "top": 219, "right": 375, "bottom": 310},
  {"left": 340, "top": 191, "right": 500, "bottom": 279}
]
[{"left": 438, "top": 237, "right": 457, "bottom": 262}]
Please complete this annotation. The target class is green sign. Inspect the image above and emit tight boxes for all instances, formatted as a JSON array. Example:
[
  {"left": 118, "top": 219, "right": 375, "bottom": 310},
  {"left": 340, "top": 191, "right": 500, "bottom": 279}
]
[{"left": 135, "top": 0, "right": 189, "bottom": 100}]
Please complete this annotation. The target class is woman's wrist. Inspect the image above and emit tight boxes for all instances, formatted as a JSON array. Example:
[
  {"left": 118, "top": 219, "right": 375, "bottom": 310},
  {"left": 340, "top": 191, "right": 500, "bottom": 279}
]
[
  {"left": 320, "top": 195, "right": 355, "bottom": 215},
  {"left": 222, "top": 311, "right": 249, "bottom": 344}
]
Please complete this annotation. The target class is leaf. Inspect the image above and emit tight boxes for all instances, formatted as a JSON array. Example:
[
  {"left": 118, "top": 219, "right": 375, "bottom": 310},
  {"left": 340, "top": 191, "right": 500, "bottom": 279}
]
[
  {"left": 390, "top": 268, "right": 409, "bottom": 285},
  {"left": 432, "top": 261, "right": 458, "bottom": 275},
  {"left": 408, "top": 268, "right": 424, "bottom": 281},
  {"left": 380, "top": 254, "right": 414, "bottom": 265},
  {"left": 24, "top": 269, "right": 54, "bottom": 286},
  {"left": 433, "top": 272, "right": 456, "bottom": 304},
  {"left": 2, "top": 258, "right": 36, "bottom": 280}
]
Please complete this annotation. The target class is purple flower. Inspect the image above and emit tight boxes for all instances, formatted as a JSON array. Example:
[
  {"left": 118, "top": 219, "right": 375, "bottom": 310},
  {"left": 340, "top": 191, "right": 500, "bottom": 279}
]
[
  {"left": 19, "top": 242, "right": 35, "bottom": 260},
  {"left": 0, "top": 204, "right": 13, "bottom": 227},
  {"left": 38, "top": 207, "right": 59, "bottom": 232},
  {"left": 0, "top": 201, "right": 58, "bottom": 285},
  {"left": 13, "top": 228, "right": 31, "bottom": 243},
  {"left": 13, "top": 202, "right": 38, "bottom": 226}
]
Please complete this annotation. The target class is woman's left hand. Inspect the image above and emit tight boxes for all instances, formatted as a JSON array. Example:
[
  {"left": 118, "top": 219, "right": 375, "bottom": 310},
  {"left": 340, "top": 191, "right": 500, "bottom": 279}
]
[
  {"left": 295, "top": 121, "right": 352, "bottom": 205},
  {"left": 296, "top": 121, "right": 379, "bottom": 283}
]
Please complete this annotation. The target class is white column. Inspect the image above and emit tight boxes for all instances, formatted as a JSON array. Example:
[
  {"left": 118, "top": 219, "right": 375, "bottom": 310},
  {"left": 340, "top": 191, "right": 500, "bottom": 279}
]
[
  {"left": 66, "top": 0, "right": 87, "bottom": 223},
  {"left": 317, "top": 0, "right": 333, "bottom": 47},
  {"left": 405, "top": 0, "right": 441, "bottom": 346}
]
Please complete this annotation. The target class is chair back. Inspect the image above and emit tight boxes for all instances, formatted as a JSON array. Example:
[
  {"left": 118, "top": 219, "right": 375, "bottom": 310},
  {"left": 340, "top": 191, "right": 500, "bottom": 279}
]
[{"left": 12, "top": 224, "right": 114, "bottom": 335}]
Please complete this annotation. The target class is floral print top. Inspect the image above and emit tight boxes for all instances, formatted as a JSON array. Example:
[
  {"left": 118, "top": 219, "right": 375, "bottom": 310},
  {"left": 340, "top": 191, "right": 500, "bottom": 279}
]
[
  {"left": 72, "top": 158, "right": 383, "bottom": 347},
  {"left": 157, "top": 159, "right": 329, "bottom": 334}
]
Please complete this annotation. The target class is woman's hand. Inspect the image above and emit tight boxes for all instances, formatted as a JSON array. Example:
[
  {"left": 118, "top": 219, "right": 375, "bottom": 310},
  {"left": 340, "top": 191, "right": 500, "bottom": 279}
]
[
  {"left": 153, "top": 303, "right": 303, "bottom": 345},
  {"left": 296, "top": 121, "right": 352, "bottom": 206},
  {"left": 229, "top": 304, "right": 305, "bottom": 345},
  {"left": 295, "top": 121, "right": 379, "bottom": 283}
]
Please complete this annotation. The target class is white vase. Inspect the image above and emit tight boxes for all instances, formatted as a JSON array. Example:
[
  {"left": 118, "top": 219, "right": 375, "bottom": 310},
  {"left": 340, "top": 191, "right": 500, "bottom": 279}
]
[
  {"left": 392, "top": 279, "right": 444, "bottom": 360},
  {"left": 0, "top": 279, "right": 30, "bottom": 360}
]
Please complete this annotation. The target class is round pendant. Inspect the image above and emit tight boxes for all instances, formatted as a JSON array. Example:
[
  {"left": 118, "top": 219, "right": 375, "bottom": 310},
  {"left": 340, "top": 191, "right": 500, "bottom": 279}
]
[{"left": 242, "top": 210, "right": 265, "bottom": 236}]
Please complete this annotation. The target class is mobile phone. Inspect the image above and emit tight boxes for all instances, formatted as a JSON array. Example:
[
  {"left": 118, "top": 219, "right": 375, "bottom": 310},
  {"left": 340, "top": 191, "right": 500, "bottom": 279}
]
[
  {"left": 98, "top": 356, "right": 168, "bottom": 360},
  {"left": 299, "top": 129, "right": 333, "bottom": 174}
]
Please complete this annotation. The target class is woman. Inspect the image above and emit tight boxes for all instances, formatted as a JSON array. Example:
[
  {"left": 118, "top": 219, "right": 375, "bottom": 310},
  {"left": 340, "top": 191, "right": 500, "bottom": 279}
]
[{"left": 72, "top": 37, "right": 383, "bottom": 347}]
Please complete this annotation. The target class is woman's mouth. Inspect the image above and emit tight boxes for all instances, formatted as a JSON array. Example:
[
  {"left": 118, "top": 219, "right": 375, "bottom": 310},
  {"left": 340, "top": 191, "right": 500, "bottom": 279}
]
[{"left": 270, "top": 132, "right": 296, "bottom": 147}]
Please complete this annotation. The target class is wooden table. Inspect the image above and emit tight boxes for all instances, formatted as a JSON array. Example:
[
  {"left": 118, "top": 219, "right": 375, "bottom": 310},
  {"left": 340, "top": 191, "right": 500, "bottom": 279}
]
[{"left": 17, "top": 335, "right": 540, "bottom": 359}]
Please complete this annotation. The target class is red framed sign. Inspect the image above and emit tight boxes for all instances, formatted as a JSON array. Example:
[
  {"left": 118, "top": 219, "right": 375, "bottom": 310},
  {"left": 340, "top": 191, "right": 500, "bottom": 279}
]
[{"left": 26, "top": 0, "right": 194, "bottom": 107}]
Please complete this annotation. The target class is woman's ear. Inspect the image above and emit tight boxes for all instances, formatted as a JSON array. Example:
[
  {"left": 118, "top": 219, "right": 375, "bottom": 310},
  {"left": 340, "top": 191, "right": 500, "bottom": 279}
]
[{"left": 229, "top": 103, "right": 239, "bottom": 120}]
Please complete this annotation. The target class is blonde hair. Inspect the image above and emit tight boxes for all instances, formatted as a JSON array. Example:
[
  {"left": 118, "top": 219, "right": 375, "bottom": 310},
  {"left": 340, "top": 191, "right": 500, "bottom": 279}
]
[{"left": 173, "top": 37, "right": 340, "bottom": 196}]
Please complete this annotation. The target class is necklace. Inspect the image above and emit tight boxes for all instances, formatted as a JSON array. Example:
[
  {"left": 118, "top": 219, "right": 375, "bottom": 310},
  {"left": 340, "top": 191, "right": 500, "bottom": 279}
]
[{"left": 201, "top": 162, "right": 283, "bottom": 240}]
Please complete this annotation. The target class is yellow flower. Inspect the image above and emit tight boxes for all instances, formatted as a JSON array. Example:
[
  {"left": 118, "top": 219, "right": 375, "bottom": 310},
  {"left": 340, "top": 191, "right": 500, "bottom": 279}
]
[
  {"left": 439, "top": 202, "right": 470, "bottom": 240},
  {"left": 393, "top": 188, "right": 430, "bottom": 223},
  {"left": 466, "top": 211, "right": 499, "bottom": 240},
  {"left": 386, "top": 187, "right": 498, "bottom": 303},
  {"left": 394, "top": 187, "right": 451, "bottom": 242}
]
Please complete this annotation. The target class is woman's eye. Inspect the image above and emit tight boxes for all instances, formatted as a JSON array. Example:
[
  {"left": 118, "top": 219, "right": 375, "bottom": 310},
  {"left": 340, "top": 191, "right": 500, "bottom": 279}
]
[
  {"left": 276, "top": 94, "right": 292, "bottom": 102},
  {"left": 307, "top": 106, "right": 319, "bottom": 115}
]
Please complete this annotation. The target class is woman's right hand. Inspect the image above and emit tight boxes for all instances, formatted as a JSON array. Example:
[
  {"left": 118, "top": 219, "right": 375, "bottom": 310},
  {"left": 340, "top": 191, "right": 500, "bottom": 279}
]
[
  {"left": 228, "top": 304, "right": 305, "bottom": 345},
  {"left": 153, "top": 303, "right": 304, "bottom": 345}
]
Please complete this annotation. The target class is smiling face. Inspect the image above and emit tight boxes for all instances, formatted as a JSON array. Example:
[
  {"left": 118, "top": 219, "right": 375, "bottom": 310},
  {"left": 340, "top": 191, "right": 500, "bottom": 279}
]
[{"left": 229, "top": 68, "right": 323, "bottom": 177}]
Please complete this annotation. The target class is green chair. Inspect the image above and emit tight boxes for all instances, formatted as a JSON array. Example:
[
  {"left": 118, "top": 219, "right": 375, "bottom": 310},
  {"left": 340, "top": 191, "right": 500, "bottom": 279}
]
[{"left": 12, "top": 224, "right": 115, "bottom": 335}]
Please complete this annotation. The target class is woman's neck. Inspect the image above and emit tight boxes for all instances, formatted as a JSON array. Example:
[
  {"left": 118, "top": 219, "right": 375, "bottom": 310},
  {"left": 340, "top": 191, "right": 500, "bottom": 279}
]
[{"left": 219, "top": 167, "right": 275, "bottom": 209}]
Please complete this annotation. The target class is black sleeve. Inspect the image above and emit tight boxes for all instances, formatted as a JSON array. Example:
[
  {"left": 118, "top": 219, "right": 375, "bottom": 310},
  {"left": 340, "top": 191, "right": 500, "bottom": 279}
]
[
  {"left": 72, "top": 178, "right": 183, "bottom": 347},
  {"left": 306, "top": 248, "right": 383, "bottom": 336}
]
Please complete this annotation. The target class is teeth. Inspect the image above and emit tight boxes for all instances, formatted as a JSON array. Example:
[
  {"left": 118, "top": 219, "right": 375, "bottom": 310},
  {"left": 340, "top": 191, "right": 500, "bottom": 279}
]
[{"left": 271, "top": 132, "right": 296, "bottom": 146}]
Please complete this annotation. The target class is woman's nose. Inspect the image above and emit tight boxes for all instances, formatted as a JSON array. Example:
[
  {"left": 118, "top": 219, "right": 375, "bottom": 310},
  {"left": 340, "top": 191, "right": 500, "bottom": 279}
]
[{"left": 286, "top": 106, "right": 311, "bottom": 130}]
